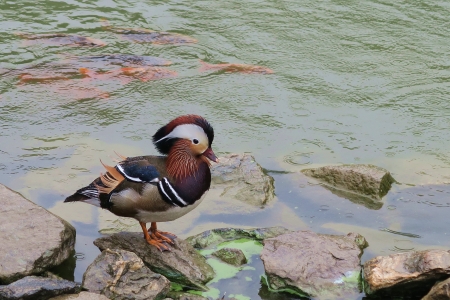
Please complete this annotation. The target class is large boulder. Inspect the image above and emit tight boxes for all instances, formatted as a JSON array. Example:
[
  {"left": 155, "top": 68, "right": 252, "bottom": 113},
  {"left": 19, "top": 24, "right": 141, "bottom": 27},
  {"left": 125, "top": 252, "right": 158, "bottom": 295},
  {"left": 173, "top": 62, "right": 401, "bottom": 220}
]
[
  {"left": 422, "top": 277, "right": 450, "bottom": 300},
  {"left": 364, "top": 249, "right": 450, "bottom": 294},
  {"left": 94, "top": 232, "right": 214, "bottom": 291},
  {"left": 210, "top": 153, "right": 274, "bottom": 207},
  {"left": 260, "top": 230, "right": 367, "bottom": 299},
  {"left": 302, "top": 164, "right": 395, "bottom": 209},
  {"left": 0, "top": 276, "right": 80, "bottom": 300},
  {"left": 83, "top": 248, "right": 170, "bottom": 300},
  {"left": 0, "top": 184, "right": 76, "bottom": 284}
]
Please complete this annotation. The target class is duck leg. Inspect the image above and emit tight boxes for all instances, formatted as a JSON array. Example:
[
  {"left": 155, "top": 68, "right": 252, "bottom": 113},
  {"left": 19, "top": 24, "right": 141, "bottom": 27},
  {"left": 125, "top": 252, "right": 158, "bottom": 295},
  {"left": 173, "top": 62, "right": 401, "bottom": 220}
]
[
  {"left": 149, "top": 222, "right": 176, "bottom": 244},
  {"left": 139, "top": 222, "right": 169, "bottom": 251}
]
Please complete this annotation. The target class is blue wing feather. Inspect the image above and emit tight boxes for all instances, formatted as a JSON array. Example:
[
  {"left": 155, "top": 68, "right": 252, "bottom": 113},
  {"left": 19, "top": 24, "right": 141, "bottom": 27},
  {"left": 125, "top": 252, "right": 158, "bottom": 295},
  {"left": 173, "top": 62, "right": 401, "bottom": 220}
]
[{"left": 115, "top": 161, "right": 160, "bottom": 183}]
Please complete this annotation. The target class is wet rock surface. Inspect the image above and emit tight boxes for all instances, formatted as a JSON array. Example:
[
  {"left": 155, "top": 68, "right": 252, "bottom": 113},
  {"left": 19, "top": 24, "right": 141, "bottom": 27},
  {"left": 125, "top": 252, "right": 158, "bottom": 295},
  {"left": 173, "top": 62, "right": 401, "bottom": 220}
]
[
  {"left": 212, "top": 248, "right": 247, "bottom": 266},
  {"left": 93, "top": 232, "right": 214, "bottom": 291},
  {"left": 0, "top": 276, "right": 80, "bottom": 300},
  {"left": 364, "top": 249, "right": 450, "bottom": 294},
  {"left": 82, "top": 248, "right": 170, "bottom": 300},
  {"left": 210, "top": 153, "right": 274, "bottom": 207},
  {"left": 186, "top": 227, "right": 290, "bottom": 249},
  {"left": 49, "top": 292, "right": 110, "bottom": 300},
  {"left": 302, "top": 164, "right": 395, "bottom": 208},
  {"left": 260, "top": 230, "right": 367, "bottom": 299},
  {"left": 0, "top": 184, "right": 76, "bottom": 284},
  {"left": 422, "top": 277, "right": 450, "bottom": 300}
]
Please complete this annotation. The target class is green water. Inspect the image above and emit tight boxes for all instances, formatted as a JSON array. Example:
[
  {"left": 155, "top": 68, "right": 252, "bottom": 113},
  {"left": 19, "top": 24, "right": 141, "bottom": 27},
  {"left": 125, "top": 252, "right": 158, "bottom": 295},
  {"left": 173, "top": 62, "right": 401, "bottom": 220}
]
[{"left": 1, "top": 0, "right": 450, "bottom": 298}]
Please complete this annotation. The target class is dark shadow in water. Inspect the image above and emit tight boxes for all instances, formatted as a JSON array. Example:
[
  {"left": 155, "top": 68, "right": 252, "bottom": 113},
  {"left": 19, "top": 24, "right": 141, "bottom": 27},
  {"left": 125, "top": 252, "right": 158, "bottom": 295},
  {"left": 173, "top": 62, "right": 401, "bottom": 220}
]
[
  {"left": 319, "top": 184, "right": 383, "bottom": 210},
  {"left": 49, "top": 250, "right": 76, "bottom": 282}
]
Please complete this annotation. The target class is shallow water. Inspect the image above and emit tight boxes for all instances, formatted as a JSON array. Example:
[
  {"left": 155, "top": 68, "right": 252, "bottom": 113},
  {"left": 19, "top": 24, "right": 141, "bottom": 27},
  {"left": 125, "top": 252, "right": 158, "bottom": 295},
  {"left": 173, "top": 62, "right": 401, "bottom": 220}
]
[{"left": 1, "top": 0, "right": 450, "bottom": 298}]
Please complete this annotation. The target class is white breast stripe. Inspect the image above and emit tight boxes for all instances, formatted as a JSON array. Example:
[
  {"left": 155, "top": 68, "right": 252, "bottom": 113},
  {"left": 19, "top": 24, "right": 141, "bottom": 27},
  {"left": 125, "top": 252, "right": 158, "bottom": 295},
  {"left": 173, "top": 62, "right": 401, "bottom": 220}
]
[
  {"left": 117, "top": 164, "right": 143, "bottom": 182},
  {"left": 163, "top": 177, "right": 188, "bottom": 206},
  {"left": 158, "top": 181, "right": 178, "bottom": 206}
]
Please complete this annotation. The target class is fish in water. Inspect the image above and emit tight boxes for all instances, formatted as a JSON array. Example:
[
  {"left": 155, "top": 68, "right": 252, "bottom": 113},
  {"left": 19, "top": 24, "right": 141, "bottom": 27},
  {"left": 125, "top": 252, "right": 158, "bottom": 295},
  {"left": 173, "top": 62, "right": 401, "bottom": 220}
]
[
  {"left": 16, "top": 33, "right": 106, "bottom": 47},
  {"left": 73, "top": 54, "right": 172, "bottom": 68},
  {"left": 199, "top": 60, "right": 274, "bottom": 74},
  {"left": 18, "top": 73, "right": 70, "bottom": 84},
  {"left": 105, "top": 26, "right": 197, "bottom": 44},
  {"left": 79, "top": 66, "right": 178, "bottom": 83}
]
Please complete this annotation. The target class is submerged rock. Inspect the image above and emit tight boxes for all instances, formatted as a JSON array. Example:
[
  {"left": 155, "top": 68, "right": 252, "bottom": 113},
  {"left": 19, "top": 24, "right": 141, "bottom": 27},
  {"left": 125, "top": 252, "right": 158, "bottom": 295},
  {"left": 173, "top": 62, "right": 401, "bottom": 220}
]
[
  {"left": 83, "top": 248, "right": 170, "bottom": 300},
  {"left": 364, "top": 249, "right": 450, "bottom": 295},
  {"left": 186, "top": 227, "right": 290, "bottom": 249},
  {"left": 0, "top": 276, "right": 80, "bottom": 300},
  {"left": 422, "top": 277, "right": 450, "bottom": 300},
  {"left": 260, "top": 230, "right": 367, "bottom": 299},
  {"left": 0, "top": 184, "right": 76, "bottom": 284},
  {"left": 49, "top": 292, "right": 110, "bottom": 300},
  {"left": 212, "top": 248, "right": 247, "bottom": 266},
  {"left": 93, "top": 232, "right": 214, "bottom": 291},
  {"left": 210, "top": 153, "right": 275, "bottom": 207},
  {"left": 302, "top": 164, "right": 395, "bottom": 209}
]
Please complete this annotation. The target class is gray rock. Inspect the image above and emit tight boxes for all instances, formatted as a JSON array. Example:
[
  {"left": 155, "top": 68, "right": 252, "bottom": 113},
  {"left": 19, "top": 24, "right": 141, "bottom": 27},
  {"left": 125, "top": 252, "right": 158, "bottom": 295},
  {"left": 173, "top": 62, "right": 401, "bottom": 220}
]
[
  {"left": 211, "top": 153, "right": 274, "bottom": 207},
  {"left": 422, "top": 278, "right": 450, "bottom": 300},
  {"left": 212, "top": 248, "right": 247, "bottom": 266},
  {"left": 302, "top": 164, "right": 395, "bottom": 208},
  {"left": 186, "top": 227, "right": 291, "bottom": 249},
  {"left": 0, "top": 276, "right": 80, "bottom": 300},
  {"left": 364, "top": 249, "right": 450, "bottom": 294},
  {"left": 94, "top": 232, "right": 214, "bottom": 291},
  {"left": 82, "top": 249, "right": 169, "bottom": 300},
  {"left": 0, "top": 184, "right": 76, "bottom": 284},
  {"left": 260, "top": 230, "right": 367, "bottom": 299},
  {"left": 49, "top": 291, "right": 110, "bottom": 300}
]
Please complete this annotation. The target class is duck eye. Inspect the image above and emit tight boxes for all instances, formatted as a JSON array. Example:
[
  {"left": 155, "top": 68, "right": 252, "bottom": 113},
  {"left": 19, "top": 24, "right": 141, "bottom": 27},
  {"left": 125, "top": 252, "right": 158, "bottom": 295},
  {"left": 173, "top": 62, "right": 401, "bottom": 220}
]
[{"left": 193, "top": 139, "right": 199, "bottom": 144}]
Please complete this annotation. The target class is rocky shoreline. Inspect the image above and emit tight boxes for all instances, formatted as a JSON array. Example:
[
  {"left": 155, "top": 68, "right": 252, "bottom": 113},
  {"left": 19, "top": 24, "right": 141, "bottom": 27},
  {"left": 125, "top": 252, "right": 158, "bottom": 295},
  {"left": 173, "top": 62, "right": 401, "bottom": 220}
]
[{"left": 0, "top": 154, "right": 448, "bottom": 300}]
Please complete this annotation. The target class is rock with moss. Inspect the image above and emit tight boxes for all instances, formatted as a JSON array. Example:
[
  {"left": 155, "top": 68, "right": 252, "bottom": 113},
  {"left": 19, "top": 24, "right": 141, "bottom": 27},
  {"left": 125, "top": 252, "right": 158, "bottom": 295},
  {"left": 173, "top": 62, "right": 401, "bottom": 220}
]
[
  {"left": 302, "top": 164, "right": 395, "bottom": 209},
  {"left": 166, "top": 291, "right": 209, "bottom": 300},
  {"left": 185, "top": 227, "right": 290, "bottom": 299},
  {"left": 186, "top": 227, "right": 291, "bottom": 249},
  {"left": 83, "top": 248, "right": 170, "bottom": 300},
  {"left": 210, "top": 153, "right": 274, "bottom": 207},
  {"left": 260, "top": 230, "right": 367, "bottom": 299},
  {"left": 212, "top": 248, "right": 247, "bottom": 266},
  {"left": 94, "top": 232, "right": 215, "bottom": 291}
]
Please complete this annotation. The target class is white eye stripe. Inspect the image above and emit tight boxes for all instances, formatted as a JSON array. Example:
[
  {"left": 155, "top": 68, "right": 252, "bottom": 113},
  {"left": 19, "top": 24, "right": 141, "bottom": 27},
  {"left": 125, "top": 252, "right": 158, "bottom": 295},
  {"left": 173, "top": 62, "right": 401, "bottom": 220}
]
[{"left": 155, "top": 124, "right": 208, "bottom": 145}]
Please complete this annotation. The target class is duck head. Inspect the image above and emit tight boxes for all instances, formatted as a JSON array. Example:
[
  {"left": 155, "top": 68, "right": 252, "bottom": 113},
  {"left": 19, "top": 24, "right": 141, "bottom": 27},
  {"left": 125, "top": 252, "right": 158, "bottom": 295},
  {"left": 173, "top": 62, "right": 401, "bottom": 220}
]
[{"left": 152, "top": 114, "right": 218, "bottom": 163}]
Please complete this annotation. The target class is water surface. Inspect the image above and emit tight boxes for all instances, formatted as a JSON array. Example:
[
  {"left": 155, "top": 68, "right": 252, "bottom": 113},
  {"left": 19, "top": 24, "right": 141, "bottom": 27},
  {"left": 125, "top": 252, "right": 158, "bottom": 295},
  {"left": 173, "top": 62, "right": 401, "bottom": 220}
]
[{"left": 1, "top": 0, "right": 450, "bottom": 299}]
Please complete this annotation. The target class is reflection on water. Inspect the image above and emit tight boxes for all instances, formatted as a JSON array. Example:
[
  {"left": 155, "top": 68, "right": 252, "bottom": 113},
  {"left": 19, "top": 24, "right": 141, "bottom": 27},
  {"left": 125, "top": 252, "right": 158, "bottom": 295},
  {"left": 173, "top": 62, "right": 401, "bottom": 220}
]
[{"left": 0, "top": 0, "right": 450, "bottom": 298}]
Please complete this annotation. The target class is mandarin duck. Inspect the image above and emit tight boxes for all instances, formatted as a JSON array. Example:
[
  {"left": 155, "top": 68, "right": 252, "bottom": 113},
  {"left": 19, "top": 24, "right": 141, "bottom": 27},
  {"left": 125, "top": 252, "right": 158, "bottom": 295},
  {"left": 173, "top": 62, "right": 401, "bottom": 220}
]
[{"left": 64, "top": 115, "right": 217, "bottom": 251}]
